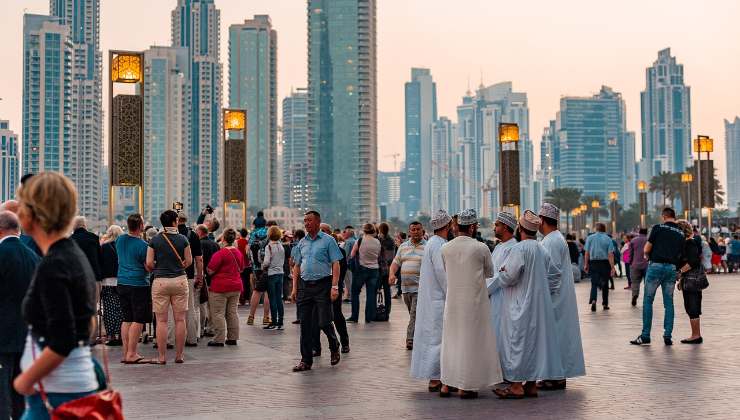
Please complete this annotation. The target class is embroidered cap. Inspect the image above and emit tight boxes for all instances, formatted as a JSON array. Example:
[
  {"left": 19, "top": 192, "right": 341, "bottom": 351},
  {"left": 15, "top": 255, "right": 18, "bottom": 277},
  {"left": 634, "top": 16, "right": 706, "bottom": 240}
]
[
  {"left": 538, "top": 202, "right": 560, "bottom": 221},
  {"left": 495, "top": 211, "right": 517, "bottom": 230},
  {"left": 518, "top": 210, "right": 541, "bottom": 232},
  {"left": 457, "top": 208, "right": 478, "bottom": 226},
  {"left": 430, "top": 209, "right": 452, "bottom": 230}
]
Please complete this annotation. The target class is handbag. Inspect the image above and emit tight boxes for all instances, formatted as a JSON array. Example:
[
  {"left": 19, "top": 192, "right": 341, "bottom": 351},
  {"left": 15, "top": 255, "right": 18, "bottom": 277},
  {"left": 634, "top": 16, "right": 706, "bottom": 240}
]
[
  {"left": 681, "top": 266, "right": 709, "bottom": 292},
  {"left": 375, "top": 288, "right": 389, "bottom": 322},
  {"left": 31, "top": 336, "right": 123, "bottom": 420}
]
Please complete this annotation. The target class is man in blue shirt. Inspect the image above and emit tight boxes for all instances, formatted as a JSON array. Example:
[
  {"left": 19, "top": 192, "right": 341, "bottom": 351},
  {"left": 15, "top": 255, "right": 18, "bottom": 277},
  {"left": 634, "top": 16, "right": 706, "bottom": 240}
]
[
  {"left": 116, "top": 214, "right": 152, "bottom": 364},
  {"left": 584, "top": 223, "right": 616, "bottom": 311},
  {"left": 290, "top": 210, "right": 344, "bottom": 372}
]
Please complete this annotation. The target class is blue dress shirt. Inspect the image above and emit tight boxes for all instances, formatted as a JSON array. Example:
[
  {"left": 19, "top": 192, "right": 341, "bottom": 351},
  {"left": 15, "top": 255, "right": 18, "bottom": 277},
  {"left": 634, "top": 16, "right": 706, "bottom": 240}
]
[
  {"left": 584, "top": 232, "right": 615, "bottom": 261},
  {"left": 292, "top": 231, "right": 343, "bottom": 281}
]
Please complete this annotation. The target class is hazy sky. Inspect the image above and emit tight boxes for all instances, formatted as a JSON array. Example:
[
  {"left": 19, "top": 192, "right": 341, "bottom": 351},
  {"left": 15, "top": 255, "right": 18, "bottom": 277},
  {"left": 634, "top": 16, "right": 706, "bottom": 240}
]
[{"left": 2, "top": 0, "right": 738, "bottom": 187}]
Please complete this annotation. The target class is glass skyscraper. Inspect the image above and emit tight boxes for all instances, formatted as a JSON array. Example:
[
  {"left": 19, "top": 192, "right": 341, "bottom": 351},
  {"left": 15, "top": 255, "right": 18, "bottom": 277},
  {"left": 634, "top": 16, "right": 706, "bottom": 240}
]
[
  {"left": 404, "top": 68, "right": 437, "bottom": 217},
  {"left": 725, "top": 117, "right": 740, "bottom": 212},
  {"left": 229, "top": 15, "right": 278, "bottom": 210},
  {"left": 430, "top": 116, "right": 453, "bottom": 213},
  {"left": 307, "top": 0, "right": 377, "bottom": 226},
  {"left": 0, "top": 120, "right": 19, "bottom": 203},
  {"left": 282, "top": 88, "right": 310, "bottom": 213},
  {"left": 552, "top": 86, "right": 636, "bottom": 204},
  {"left": 50, "top": 0, "right": 103, "bottom": 225},
  {"left": 142, "top": 46, "right": 191, "bottom": 225},
  {"left": 172, "top": 0, "right": 223, "bottom": 215},
  {"left": 640, "top": 48, "right": 691, "bottom": 178},
  {"left": 22, "top": 14, "right": 73, "bottom": 178}
]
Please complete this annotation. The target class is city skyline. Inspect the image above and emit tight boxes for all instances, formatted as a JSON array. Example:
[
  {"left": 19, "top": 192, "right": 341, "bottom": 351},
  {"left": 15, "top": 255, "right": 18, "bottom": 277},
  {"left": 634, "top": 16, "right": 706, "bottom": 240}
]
[{"left": 2, "top": 0, "right": 739, "bottom": 205}]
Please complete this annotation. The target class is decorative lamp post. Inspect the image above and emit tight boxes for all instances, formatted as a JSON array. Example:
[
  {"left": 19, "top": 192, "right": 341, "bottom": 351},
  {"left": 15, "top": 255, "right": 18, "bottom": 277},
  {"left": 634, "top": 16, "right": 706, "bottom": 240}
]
[
  {"left": 579, "top": 203, "right": 588, "bottom": 232},
  {"left": 499, "top": 123, "right": 520, "bottom": 218},
  {"left": 638, "top": 181, "right": 647, "bottom": 228},
  {"left": 108, "top": 51, "right": 144, "bottom": 225},
  {"left": 609, "top": 191, "right": 618, "bottom": 234},
  {"left": 572, "top": 208, "right": 581, "bottom": 236},
  {"left": 223, "top": 109, "right": 248, "bottom": 227},
  {"left": 693, "top": 135, "right": 714, "bottom": 234},
  {"left": 681, "top": 172, "right": 693, "bottom": 221},
  {"left": 591, "top": 199, "right": 600, "bottom": 226}
]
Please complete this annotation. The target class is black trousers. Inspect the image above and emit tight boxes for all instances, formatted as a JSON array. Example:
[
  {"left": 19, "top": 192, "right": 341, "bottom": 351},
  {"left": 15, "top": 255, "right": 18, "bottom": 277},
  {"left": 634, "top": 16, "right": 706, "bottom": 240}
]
[
  {"left": 0, "top": 352, "right": 24, "bottom": 420},
  {"left": 589, "top": 260, "right": 611, "bottom": 306},
  {"left": 298, "top": 277, "right": 338, "bottom": 365},
  {"left": 313, "top": 291, "right": 349, "bottom": 351}
]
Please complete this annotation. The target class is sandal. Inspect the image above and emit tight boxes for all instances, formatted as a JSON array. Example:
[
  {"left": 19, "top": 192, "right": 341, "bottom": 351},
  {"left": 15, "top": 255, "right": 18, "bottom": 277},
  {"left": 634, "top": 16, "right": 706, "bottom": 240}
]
[
  {"left": 494, "top": 387, "right": 525, "bottom": 399},
  {"left": 263, "top": 316, "right": 272, "bottom": 325},
  {"left": 459, "top": 390, "right": 479, "bottom": 399},
  {"left": 247, "top": 315, "right": 254, "bottom": 325},
  {"left": 150, "top": 360, "right": 167, "bottom": 365},
  {"left": 124, "top": 357, "right": 152, "bottom": 365},
  {"left": 292, "top": 362, "right": 312, "bottom": 372},
  {"left": 537, "top": 380, "right": 566, "bottom": 391},
  {"left": 175, "top": 358, "right": 184, "bottom": 364},
  {"left": 428, "top": 382, "right": 442, "bottom": 392}
]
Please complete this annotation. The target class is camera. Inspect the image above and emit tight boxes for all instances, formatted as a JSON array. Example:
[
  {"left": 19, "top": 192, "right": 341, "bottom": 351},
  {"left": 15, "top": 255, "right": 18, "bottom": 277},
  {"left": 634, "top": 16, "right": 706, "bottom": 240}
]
[
  {"left": 205, "top": 205, "right": 214, "bottom": 214},
  {"left": 172, "top": 201, "right": 184, "bottom": 211}
]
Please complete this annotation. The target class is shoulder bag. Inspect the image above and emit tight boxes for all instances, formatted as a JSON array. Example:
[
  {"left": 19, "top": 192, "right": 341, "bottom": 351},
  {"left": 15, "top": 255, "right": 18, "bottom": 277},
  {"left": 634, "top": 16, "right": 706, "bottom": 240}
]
[
  {"left": 681, "top": 266, "right": 709, "bottom": 292},
  {"left": 161, "top": 232, "right": 186, "bottom": 268}
]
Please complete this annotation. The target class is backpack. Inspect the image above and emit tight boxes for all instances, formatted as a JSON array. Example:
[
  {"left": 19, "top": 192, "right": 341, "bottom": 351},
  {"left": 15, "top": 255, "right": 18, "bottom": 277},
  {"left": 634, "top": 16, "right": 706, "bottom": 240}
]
[
  {"left": 375, "top": 288, "right": 389, "bottom": 322},
  {"left": 348, "top": 237, "right": 362, "bottom": 272},
  {"left": 249, "top": 227, "right": 269, "bottom": 267}
]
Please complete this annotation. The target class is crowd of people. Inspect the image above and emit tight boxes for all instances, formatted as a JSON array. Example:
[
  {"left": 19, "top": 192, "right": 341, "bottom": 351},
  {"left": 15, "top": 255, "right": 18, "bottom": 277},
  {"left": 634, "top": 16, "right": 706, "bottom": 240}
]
[{"left": 2, "top": 170, "right": 739, "bottom": 417}]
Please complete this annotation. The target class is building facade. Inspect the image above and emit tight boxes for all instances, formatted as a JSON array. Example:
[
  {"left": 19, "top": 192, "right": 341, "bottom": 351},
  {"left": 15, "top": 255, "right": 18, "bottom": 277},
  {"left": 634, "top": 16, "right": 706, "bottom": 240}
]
[
  {"left": 50, "top": 0, "right": 103, "bottom": 225},
  {"left": 0, "top": 121, "right": 19, "bottom": 202},
  {"left": 403, "top": 68, "right": 437, "bottom": 217},
  {"left": 640, "top": 48, "right": 691, "bottom": 178},
  {"left": 430, "top": 117, "right": 453, "bottom": 214},
  {"left": 308, "top": 0, "right": 377, "bottom": 226},
  {"left": 22, "top": 14, "right": 73, "bottom": 178},
  {"left": 377, "top": 170, "right": 403, "bottom": 220},
  {"left": 142, "top": 46, "right": 191, "bottom": 224},
  {"left": 726, "top": 117, "right": 740, "bottom": 212},
  {"left": 172, "top": 0, "right": 223, "bottom": 214},
  {"left": 550, "top": 86, "right": 636, "bottom": 205},
  {"left": 229, "top": 15, "right": 278, "bottom": 210},
  {"left": 282, "top": 88, "right": 310, "bottom": 213}
]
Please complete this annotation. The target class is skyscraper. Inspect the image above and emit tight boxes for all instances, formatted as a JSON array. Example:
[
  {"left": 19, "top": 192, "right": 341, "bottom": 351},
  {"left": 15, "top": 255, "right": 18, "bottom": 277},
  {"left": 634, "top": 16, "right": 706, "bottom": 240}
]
[
  {"left": 142, "top": 46, "right": 191, "bottom": 224},
  {"left": 50, "top": 0, "right": 103, "bottom": 224},
  {"left": 377, "top": 170, "right": 403, "bottom": 220},
  {"left": 172, "top": 0, "right": 223, "bottom": 214},
  {"left": 0, "top": 120, "right": 19, "bottom": 202},
  {"left": 640, "top": 48, "right": 692, "bottom": 178},
  {"left": 551, "top": 86, "right": 636, "bottom": 204},
  {"left": 308, "top": 0, "right": 377, "bottom": 226},
  {"left": 229, "top": 15, "right": 278, "bottom": 210},
  {"left": 22, "top": 14, "right": 73, "bottom": 177},
  {"left": 404, "top": 68, "right": 437, "bottom": 217},
  {"left": 454, "top": 82, "right": 533, "bottom": 219},
  {"left": 282, "top": 88, "right": 310, "bottom": 213},
  {"left": 726, "top": 117, "right": 740, "bottom": 212},
  {"left": 430, "top": 116, "right": 453, "bottom": 213}
]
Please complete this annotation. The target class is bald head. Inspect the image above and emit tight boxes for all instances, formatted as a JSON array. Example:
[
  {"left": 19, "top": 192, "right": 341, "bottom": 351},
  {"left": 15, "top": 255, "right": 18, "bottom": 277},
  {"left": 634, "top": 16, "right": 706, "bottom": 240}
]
[
  {"left": 0, "top": 200, "right": 19, "bottom": 214},
  {"left": 0, "top": 210, "right": 20, "bottom": 237}
]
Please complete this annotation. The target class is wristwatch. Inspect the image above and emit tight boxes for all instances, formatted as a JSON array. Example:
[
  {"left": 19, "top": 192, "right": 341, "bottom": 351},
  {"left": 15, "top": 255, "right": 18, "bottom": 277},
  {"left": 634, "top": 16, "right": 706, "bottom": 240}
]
[{"left": 331, "top": 285, "right": 339, "bottom": 290}]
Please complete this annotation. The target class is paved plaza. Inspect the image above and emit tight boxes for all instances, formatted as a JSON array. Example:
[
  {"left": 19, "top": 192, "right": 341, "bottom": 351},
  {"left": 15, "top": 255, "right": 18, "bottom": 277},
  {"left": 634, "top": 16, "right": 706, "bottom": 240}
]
[{"left": 104, "top": 273, "right": 740, "bottom": 419}]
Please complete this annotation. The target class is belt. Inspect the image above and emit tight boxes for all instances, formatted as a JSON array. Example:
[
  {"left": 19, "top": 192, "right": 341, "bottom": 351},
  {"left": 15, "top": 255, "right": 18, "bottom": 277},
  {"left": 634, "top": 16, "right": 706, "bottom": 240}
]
[{"left": 301, "top": 276, "right": 332, "bottom": 286}]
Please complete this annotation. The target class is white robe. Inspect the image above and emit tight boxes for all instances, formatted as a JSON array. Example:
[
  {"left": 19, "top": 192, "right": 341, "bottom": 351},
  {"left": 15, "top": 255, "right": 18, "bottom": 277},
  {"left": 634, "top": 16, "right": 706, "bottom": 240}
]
[
  {"left": 440, "top": 236, "right": 502, "bottom": 390},
  {"left": 410, "top": 235, "right": 448, "bottom": 380},
  {"left": 541, "top": 231, "right": 586, "bottom": 378},
  {"left": 487, "top": 239, "right": 517, "bottom": 349},
  {"left": 490, "top": 239, "right": 564, "bottom": 382}
]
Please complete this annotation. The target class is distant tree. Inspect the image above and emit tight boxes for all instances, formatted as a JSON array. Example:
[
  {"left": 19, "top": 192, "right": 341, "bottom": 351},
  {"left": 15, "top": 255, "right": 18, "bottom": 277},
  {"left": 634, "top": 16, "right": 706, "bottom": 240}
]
[
  {"left": 544, "top": 187, "right": 582, "bottom": 232},
  {"left": 649, "top": 171, "right": 681, "bottom": 208},
  {"left": 417, "top": 213, "right": 431, "bottom": 233}
]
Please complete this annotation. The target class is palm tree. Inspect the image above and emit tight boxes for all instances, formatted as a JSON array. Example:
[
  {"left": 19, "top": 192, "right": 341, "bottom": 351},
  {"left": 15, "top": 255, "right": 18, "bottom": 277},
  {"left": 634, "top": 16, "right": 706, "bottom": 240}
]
[
  {"left": 544, "top": 187, "right": 582, "bottom": 232},
  {"left": 649, "top": 171, "right": 679, "bottom": 208}
]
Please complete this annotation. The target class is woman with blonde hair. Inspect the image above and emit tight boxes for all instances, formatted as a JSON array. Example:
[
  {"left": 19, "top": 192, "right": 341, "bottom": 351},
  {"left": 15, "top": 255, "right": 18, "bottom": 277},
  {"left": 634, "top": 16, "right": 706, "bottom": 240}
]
[
  {"left": 100, "top": 224, "right": 124, "bottom": 346},
  {"left": 13, "top": 172, "right": 100, "bottom": 416},
  {"left": 262, "top": 226, "right": 286, "bottom": 329}
]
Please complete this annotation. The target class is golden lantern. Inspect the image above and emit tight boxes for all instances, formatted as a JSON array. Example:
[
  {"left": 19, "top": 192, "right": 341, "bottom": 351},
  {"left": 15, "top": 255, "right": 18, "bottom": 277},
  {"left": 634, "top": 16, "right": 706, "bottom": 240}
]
[
  {"left": 111, "top": 53, "right": 142, "bottom": 83},
  {"left": 572, "top": 208, "right": 580, "bottom": 216},
  {"left": 591, "top": 200, "right": 600, "bottom": 209},
  {"left": 681, "top": 172, "right": 693, "bottom": 183},
  {"left": 693, "top": 135, "right": 713, "bottom": 153},
  {"left": 609, "top": 191, "right": 618, "bottom": 201},
  {"left": 579, "top": 204, "right": 588, "bottom": 212},
  {"left": 498, "top": 123, "right": 520, "bottom": 143},
  {"left": 638, "top": 180, "right": 647, "bottom": 192},
  {"left": 224, "top": 110, "right": 246, "bottom": 131}
]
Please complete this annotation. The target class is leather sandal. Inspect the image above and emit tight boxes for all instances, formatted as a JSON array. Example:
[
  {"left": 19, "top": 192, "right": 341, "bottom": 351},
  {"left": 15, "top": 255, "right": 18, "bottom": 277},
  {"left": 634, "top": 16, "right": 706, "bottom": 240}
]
[
  {"left": 330, "top": 351, "right": 341, "bottom": 366},
  {"left": 494, "top": 387, "right": 524, "bottom": 399},
  {"left": 428, "top": 382, "right": 442, "bottom": 392},
  {"left": 537, "top": 380, "right": 566, "bottom": 391},
  {"left": 247, "top": 315, "right": 255, "bottom": 325},
  {"left": 459, "top": 390, "right": 479, "bottom": 399},
  {"left": 292, "top": 362, "right": 312, "bottom": 372}
]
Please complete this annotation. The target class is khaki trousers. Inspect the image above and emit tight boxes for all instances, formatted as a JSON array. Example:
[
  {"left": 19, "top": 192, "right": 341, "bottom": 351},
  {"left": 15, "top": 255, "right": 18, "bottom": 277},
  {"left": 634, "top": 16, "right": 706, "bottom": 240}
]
[
  {"left": 209, "top": 291, "right": 241, "bottom": 343},
  {"left": 403, "top": 292, "right": 418, "bottom": 342}
]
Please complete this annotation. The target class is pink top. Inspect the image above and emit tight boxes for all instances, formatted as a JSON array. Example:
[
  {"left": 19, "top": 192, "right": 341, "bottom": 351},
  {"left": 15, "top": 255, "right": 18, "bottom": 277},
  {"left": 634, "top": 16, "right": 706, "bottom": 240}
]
[{"left": 207, "top": 247, "right": 245, "bottom": 293}]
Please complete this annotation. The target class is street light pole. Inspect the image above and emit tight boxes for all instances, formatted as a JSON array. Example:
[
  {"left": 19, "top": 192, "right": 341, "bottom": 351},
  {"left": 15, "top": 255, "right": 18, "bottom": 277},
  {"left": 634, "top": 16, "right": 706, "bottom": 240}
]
[
  {"left": 681, "top": 172, "right": 693, "bottom": 221},
  {"left": 638, "top": 181, "right": 647, "bottom": 228},
  {"left": 609, "top": 192, "right": 618, "bottom": 235}
]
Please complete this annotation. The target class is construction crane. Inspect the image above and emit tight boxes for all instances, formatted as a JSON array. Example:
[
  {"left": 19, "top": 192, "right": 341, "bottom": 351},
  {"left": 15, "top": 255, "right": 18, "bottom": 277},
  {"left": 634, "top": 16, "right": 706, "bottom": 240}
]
[
  {"left": 384, "top": 153, "right": 401, "bottom": 172},
  {"left": 431, "top": 160, "right": 499, "bottom": 218}
]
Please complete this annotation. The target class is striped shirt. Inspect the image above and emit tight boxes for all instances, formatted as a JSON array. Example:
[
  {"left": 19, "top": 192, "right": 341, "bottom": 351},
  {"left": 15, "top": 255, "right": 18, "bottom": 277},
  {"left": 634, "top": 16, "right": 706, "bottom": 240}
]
[{"left": 393, "top": 239, "right": 426, "bottom": 293}]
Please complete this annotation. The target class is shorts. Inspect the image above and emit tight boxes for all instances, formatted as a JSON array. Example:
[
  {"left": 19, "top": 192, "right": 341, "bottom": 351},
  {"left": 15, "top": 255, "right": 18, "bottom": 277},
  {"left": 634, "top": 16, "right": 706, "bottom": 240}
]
[
  {"left": 682, "top": 290, "right": 702, "bottom": 319},
  {"left": 151, "top": 275, "right": 189, "bottom": 314},
  {"left": 254, "top": 271, "right": 268, "bottom": 292},
  {"left": 117, "top": 284, "right": 153, "bottom": 324}
]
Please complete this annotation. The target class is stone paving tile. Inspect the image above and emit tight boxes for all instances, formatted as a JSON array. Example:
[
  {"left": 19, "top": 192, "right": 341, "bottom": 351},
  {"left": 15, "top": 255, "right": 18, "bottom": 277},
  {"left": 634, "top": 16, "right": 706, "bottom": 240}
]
[{"left": 101, "top": 273, "right": 740, "bottom": 419}]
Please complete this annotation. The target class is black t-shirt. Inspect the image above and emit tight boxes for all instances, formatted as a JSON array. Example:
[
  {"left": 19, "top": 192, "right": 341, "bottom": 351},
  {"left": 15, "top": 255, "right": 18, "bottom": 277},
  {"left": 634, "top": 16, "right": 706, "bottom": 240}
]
[
  {"left": 149, "top": 232, "right": 190, "bottom": 278},
  {"left": 179, "top": 225, "right": 202, "bottom": 278},
  {"left": 647, "top": 222, "right": 685, "bottom": 266},
  {"left": 567, "top": 241, "right": 580, "bottom": 264}
]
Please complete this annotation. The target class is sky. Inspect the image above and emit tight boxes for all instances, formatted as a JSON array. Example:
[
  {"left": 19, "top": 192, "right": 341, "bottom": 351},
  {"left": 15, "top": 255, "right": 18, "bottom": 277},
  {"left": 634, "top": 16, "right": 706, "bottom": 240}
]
[{"left": 2, "top": 0, "right": 738, "bottom": 188}]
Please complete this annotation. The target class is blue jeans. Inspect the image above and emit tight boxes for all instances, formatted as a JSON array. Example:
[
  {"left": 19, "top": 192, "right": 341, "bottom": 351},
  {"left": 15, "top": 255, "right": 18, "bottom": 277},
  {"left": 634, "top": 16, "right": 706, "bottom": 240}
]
[
  {"left": 267, "top": 274, "right": 284, "bottom": 325},
  {"left": 351, "top": 266, "right": 379, "bottom": 322},
  {"left": 23, "top": 391, "right": 95, "bottom": 420},
  {"left": 641, "top": 262, "right": 677, "bottom": 340}
]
